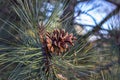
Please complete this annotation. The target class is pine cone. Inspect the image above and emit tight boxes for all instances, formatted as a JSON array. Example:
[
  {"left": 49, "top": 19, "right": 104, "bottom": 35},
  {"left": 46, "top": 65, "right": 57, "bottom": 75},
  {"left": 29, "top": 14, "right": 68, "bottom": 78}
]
[{"left": 39, "top": 29, "right": 77, "bottom": 55}]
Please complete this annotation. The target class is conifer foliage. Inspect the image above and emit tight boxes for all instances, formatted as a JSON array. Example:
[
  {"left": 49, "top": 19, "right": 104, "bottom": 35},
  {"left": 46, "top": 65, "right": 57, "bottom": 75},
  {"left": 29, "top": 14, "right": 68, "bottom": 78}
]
[{"left": 0, "top": 0, "right": 120, "bottom": 80}]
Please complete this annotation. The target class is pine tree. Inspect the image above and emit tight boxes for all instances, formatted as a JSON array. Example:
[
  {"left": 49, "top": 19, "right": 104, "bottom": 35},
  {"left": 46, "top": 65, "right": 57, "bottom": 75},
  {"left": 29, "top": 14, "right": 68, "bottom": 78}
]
[{"left": 0, "top": 0, "right": 120, "bottom": 80}]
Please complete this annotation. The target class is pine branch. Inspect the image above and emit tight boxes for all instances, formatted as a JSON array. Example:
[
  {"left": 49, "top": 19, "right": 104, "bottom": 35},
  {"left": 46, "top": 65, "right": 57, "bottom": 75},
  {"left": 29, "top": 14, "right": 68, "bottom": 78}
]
[
  {"left": 94, "top": 60, "right": 118, "bottom": 73},
  {"left": 76, "top": 60, "right": 118, "bottom": 78},
  {"left": 83, "top": 6, "right": 120, "bottom": 38}
]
